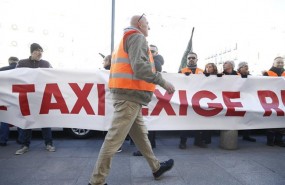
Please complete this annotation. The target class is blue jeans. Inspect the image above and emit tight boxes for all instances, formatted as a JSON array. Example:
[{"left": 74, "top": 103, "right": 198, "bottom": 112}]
[
  {"left": 20, "top": 128, "right": 53, "bottom": 147},
  {"left": 0, "top": 122, "right": 9, "bottom": 144},
  {"left": 0, "top": 123, "right": 24, "bottom": 144}
]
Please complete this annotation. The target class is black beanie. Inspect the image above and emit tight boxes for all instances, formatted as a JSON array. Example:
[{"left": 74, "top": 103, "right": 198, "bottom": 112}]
[{"left": 30, "top": 43, "right": 43, "bottom": 53}]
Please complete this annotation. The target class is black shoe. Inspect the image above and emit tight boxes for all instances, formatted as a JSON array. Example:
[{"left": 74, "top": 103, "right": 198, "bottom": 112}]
[
  {"left": 179, "top": 143, "right": 186, "bottom": 149},
  {"left": 133, "top": 151, "right": 143, "bottom": 156},
  {"left": 194, "top": 141, "right": 207, "bottom": 148},
  {"left": 274, "top": 141, "right": 285, "bottom": 147},
  {"left": 0, "top": 143, "right": 7, "bottom": 146},
  {"left": 117, "top": 147, "right": 122, "bottom": 153},
  {"left": 267, "top": 141, "right": 274, "bottom": 146},
  {"left": 243, "top": 136, "right": 256, "bottom": 142},
  {"left": 153, "top": 159, "right": 174, "bottom": 180},
  {"left": 88, "top": 183, "right": 107, "bottom": 185}
]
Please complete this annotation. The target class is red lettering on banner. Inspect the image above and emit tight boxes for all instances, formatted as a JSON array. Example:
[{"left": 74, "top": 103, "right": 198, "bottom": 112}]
[
  {"left": 142, "top": 107, "right": 148, "bottom": 116},
  {"left": 179, "top": 90, "right": 188, "bottom": 115},
  {"left": 40, "top": 84, "right": 69, "bottom": 114},
  {"left": 0, "top": 106, "right": 7, "bottom": 111},
  {"left": 222, "top": 92, "right": 246, "bottom": 116},
  {"left": 151, "top": 89, "right": 175, "bottom": 115},
  {"left": 97, "top": 84, "right": 105, "bottom": 116},
  {"left": 281, "top": 90, "right": 285, "bottom": 106},
  {"left": 12, "top": 84, "right": 35, "bottom": 116},
  {"left": 257, "top": 90, "right": 284, "bottom": 116},
  {"left": 69, "top": 83, "right": 95, "bottom": 115},
  {"left": 192, "top": 90, "right": 223, "bottom": 117}
]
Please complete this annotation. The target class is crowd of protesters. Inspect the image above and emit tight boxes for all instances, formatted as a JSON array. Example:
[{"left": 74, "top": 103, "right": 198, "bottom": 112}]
[
  {"left": 1, "top": 46, "right": 284, "bottom": 151},
  {"left": 0, "top": 14, "right": 284, "bottom": 185}
]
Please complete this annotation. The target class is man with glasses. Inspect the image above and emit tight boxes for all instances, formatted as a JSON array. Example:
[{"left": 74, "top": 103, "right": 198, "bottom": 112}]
[
  {"left": 150, "top": 44, "right": 164, "bottom": 72},
  {"left": 178, "top": 52, "right": 209, "bottom": 149},
  {"left": 15, "top": 43, "right": 55, "bottom": 155},
  {"left": 89, "top": 14, "right": 175, "bottom": 185}
]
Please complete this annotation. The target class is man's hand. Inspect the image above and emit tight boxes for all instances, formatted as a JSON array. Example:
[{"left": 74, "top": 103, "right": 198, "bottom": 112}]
[{"left": 161, "top": 81, "right": 175, "bottom": 94}]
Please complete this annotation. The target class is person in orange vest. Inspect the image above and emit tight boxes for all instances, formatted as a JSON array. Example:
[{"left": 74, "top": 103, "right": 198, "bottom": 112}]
[
  {"left": 88, "top": 14, "right": 175, "bottom": 185},
  {"left": 178, "top": 52, "right": 208, "bottom": 149},
  {"left": 263, "top": 56, "right": 285, "bottom": 147},
  {"left": 133, "top": 44, "right": 164, "bottom": 156},
  {"left": 179, "top": 52, "right": 203, "bottom": 74}
]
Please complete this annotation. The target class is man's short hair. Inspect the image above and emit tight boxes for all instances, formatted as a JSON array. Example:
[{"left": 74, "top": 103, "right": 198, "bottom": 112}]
[
  {"left": 274, "top": 56, "right": 284, "bottom": 61},
  {"left": 188, "top": 52, "right": 197, "bottom": 57},
  {"left": 224, "top": 60, "right": 235, "bottom": 68},
  {"left": 8, "top": 56, "right": 19, "bottom": 63},
  {"left": 149, "top": 44, "right": 158, "bottom": 52}
]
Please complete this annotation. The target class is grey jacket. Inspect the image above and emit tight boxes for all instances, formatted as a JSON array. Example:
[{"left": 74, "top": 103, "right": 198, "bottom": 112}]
[{"left": 110, "top": 27, "right": 165, "bottom": 105}]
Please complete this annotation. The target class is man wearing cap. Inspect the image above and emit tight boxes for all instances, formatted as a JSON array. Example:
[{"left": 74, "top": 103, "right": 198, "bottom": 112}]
[{"left": 15, "top": 43, "right": 55, "bottom": 155}]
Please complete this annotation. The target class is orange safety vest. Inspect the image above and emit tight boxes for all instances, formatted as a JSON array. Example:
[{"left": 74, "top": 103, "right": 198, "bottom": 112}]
[
  {"left": 109, "top": 29, "right": 156, "bottom": 92},
  {"left": 181, "top": 67, "right": 204, "bottom": 74},
  {"left": 267, "top": 70, "right": 285, "bottom": 77}
]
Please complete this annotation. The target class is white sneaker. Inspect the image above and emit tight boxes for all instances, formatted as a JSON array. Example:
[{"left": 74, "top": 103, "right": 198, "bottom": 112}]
[
  {"left": 15, "top": 146, "right": 29, "bottom": 155},
  {"left": 117, "top": 147, "right": 122, "bottom": 153},
  {"left": 46, "top": 144, "right": 56, "bottom": 152}
]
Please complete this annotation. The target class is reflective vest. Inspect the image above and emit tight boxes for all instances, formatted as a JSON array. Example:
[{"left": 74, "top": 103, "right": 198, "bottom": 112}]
[
  {"left": 181, "top": 67, "right": 203, "bottom": 74},
  {"left": 267, "top": 70, "right": 285, "bottom": 77},
  {"left": 109, "top": 29, "right": 156, "bottom": 91}
]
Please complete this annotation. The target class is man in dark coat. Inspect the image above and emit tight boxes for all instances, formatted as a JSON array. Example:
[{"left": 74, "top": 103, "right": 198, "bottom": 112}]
[
  {"left": 15, "top": 43, "right": 55, "bottom": 155},
  {"left": 0, "top": 57, "right": 21, "bottom": 146}
]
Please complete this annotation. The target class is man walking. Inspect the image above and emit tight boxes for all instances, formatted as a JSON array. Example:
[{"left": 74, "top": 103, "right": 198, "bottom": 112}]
[{"left": 88, "top": 14, "right": 175, "bottom": 185}]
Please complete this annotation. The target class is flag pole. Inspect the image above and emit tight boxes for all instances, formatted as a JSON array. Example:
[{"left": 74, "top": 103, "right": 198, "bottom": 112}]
[{"left": 178, "top": 27, "right": 195, "bottom": 72}]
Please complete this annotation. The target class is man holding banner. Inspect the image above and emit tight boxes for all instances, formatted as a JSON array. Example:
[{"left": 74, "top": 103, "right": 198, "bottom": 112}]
[
  {"left": 263, "top": 56, "right": 285, "bottom": 147},
  {"left": 14, "top": 43, "right": 56, "bottom": 155},
  {"left": 178, "top": 52, "right": 208, "bottom": 149},
  {"left": 89, "top": 14, "right": 175, "bottom": 185}
]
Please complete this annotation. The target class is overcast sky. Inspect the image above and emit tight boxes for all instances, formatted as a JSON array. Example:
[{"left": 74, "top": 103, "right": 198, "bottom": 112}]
[{"left": 0, "top": 0, "right": 284, "bottom": 73}]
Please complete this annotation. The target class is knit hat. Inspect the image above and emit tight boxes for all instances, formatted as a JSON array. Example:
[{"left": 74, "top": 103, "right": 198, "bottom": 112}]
[
  {"left": 225, "top": 60, "right": 235, "bottom": 68},
  {"left": 237, "top": 61, "right": 248, "bottom": 70},
  {"left": 30, "top": 43, "right": 43, "bottom": 53}
]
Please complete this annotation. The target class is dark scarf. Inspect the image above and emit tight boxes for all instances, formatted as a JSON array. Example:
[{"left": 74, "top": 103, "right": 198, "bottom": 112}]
[
  {"left": 187, "top": 64, "right": 197, "bottom": 74},
  {"left": 269, "top": 67, "right": 284, "bottom": 76}
]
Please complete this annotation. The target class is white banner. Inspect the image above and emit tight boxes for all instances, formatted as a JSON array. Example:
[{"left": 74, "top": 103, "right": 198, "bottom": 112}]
[{"left": 0, "top": 68, "right": 284, "bottom": 131}]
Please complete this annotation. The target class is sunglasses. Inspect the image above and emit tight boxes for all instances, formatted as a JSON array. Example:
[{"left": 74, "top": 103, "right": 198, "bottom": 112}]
[
  {"left": 138, "top": 13, "right": 145, "bottom": 22},
  {"left": 188, "top": 57, "right": 196, "bottom": 60}
]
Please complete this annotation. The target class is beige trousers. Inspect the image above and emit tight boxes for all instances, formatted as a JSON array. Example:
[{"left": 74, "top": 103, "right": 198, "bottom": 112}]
[{"left": 89, "top": 100, "right": 160, "bottom": 185}]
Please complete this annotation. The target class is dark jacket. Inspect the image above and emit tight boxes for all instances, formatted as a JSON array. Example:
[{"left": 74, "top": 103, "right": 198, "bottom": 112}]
[
  {"left": 263, "top": 67, "right": 285, "bottom": 76},
  {"left": 16, "top": 57, "right": 52, "bottom": 68},
  {"left": 0, "top": 63, "right": 17, "bottom": 71},
  {"left": 153, "top": 54, "right": 164, "bottom": 72},
  {"left": 223, "top": 70, "right": 238, "bottom": 75}
]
